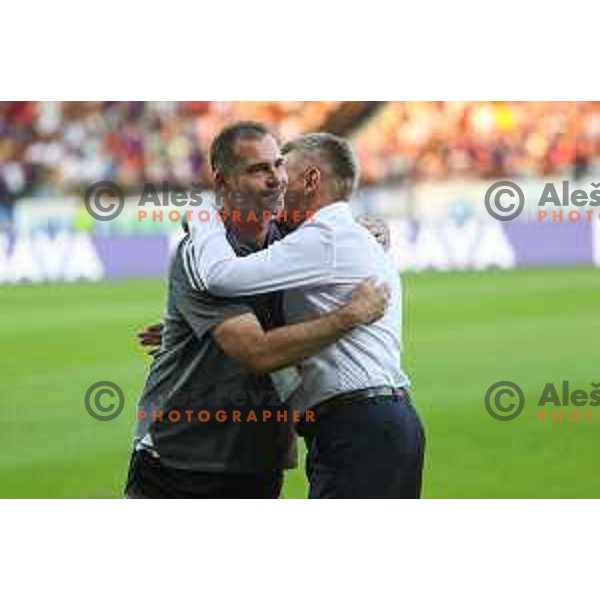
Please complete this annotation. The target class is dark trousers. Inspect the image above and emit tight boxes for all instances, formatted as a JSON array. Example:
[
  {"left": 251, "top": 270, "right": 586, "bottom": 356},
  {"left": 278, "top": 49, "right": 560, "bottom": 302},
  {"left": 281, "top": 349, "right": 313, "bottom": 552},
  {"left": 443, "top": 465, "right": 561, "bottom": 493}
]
[
  {"left": 125, "top": 450, "right": 283, "bottom": 499},
  {"left": 300, "top": 394, "right": 425, "bottom": 499}
]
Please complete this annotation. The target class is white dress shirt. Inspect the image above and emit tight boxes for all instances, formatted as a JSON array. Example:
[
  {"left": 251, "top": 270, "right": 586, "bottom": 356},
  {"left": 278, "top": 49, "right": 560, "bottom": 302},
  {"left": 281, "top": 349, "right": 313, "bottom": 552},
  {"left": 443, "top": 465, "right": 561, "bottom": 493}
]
[{"left": 188, "top": 201, "right": 409, "bottom": 412}]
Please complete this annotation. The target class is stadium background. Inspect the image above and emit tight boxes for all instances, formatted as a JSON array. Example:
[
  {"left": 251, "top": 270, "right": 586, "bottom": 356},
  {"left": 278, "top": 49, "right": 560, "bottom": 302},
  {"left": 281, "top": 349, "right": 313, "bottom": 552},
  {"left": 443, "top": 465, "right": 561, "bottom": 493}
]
[{"left": 1, "top": 101, "right": 599, "bottom": 498}]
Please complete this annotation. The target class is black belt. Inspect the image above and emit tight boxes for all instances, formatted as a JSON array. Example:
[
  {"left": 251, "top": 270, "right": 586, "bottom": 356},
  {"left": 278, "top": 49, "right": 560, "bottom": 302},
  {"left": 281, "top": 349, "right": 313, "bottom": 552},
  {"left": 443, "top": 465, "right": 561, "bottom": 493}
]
[{"left": 314, "top": 386, "right": 409, "bottom": 416}]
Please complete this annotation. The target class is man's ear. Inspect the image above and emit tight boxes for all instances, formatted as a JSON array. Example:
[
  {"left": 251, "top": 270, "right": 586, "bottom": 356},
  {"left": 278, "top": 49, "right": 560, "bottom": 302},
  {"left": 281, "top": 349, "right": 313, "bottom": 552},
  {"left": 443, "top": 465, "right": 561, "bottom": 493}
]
[
  {"left": 214, "top": 172, "right": 229, "bottom": 208},
  {"left": 214, "top": 171, "right": 226, "bottom": 187},
  {"left": 305, "top": 167, "right": 321, "bottom": 192}
]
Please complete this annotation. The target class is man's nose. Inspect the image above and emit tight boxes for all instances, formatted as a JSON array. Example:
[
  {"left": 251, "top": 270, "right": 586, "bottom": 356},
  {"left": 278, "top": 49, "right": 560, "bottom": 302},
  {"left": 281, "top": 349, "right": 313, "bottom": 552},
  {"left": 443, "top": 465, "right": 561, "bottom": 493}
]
[{"left": 266, "top": 171, "right": 282, "bottom": 188}]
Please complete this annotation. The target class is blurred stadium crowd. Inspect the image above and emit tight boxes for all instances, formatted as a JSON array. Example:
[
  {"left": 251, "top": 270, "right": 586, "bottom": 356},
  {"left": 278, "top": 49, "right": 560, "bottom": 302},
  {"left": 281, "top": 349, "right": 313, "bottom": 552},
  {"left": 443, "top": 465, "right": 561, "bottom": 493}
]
[
  {"left": 357, "top": 102, "right": 600, "bottom": 184},
  {"left": 2, "top": 101, "right": 600, "bottom": 204}
]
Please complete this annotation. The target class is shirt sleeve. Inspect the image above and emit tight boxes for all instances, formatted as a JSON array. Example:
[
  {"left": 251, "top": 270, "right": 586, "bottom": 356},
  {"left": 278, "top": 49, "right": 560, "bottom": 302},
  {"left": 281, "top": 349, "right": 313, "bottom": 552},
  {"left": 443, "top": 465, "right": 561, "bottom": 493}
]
[
  {"left": 173, "top": 240, "right": 254, "bottom": 339},
  {"left": 175, "top": 285, "right": 254, "bottom": 340},
  {"left": 189, "top": 218, "right": 336, "bottom": 297}
]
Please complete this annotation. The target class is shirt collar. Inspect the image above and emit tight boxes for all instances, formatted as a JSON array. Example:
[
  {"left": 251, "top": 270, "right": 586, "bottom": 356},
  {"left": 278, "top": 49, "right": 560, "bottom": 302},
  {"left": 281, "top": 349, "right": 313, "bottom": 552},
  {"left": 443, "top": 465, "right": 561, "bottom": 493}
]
[
  {"left": 225, "top": 220, "right": 284, "bottom": 257},
  {"left": 311, "top": 200, "right": 353, "bottom": 221}
]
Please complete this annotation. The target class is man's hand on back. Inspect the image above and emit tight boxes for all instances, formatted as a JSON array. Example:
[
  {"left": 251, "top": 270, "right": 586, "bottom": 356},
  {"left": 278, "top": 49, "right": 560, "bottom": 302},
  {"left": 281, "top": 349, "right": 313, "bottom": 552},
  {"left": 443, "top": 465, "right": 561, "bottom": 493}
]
[
  {"left": 339, "top": 277, "right": 391, "bottom": 327},
  {"left": 357, "top": 215, "right": 391, "bottom": 252},
  {"left": 137, "top": 322, "right": 164, "bottom": 355}
]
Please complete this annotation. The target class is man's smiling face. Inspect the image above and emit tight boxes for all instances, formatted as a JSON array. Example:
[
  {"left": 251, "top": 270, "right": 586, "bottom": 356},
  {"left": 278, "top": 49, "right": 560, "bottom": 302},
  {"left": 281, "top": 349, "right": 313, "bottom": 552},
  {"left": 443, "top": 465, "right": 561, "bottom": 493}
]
[{"left": 225, "top": 134, "right": 288, "bottom": 214}]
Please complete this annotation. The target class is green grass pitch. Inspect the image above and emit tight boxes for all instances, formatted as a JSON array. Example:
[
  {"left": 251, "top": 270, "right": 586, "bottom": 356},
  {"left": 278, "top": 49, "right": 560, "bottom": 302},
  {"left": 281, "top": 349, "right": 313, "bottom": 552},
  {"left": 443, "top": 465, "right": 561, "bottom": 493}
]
[{"left": 1, "top": 266, "right": 599, "bottom": 498}]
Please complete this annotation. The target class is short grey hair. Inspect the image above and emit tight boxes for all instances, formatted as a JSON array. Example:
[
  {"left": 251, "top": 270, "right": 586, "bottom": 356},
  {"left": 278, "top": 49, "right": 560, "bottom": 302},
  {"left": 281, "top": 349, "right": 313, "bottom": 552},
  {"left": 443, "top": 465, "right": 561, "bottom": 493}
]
[{"left": 282, "top": 132, "right": 359, "bottom": 200}]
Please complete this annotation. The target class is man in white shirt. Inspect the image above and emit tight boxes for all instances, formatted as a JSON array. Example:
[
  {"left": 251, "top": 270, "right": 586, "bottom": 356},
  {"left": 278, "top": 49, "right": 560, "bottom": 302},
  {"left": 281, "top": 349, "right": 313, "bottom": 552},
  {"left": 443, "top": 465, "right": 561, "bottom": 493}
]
[{"left": 190, "top": 133, "right": 425, "bottom": 498}]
